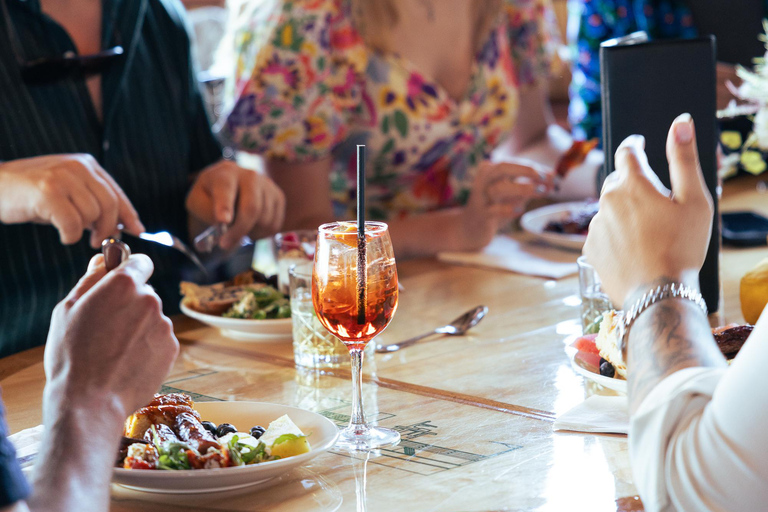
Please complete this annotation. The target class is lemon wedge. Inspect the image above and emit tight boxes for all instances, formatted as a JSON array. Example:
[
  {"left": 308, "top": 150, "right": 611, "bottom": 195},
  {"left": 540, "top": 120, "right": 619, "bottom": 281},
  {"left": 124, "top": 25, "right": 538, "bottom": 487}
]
[
  {"left": 741, "top": 257, "right": 768, "bottom": 324},
  {"left": 260, "top": 415, "right": 311, "bottom": 458}
]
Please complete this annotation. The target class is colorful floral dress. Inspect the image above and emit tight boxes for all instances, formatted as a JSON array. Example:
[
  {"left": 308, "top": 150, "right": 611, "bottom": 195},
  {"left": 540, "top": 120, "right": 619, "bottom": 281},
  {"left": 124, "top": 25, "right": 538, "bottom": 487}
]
[
  {"left": 223, "top": 0, "right": 558, "bottom": 220},
  {"left": 569, "top": 0, "right": 697, "bottom": 142}
]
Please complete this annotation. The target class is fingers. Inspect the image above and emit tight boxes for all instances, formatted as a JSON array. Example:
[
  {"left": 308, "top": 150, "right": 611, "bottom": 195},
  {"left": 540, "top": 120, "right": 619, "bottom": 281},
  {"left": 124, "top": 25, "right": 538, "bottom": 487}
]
[
  {"left": 45, "top": 196, "right": 85, "bottom": 245},
  {"left": 483, "top": 162, "right": 553, "bottom": 189},
  {"left": 108, "top": 253, "right": 155, "bottom": 288},
  {"left": 614, "top": 135, "right": 647, "bottom": 179},
  {"left": 69, "top": 156, "right": 143, "bottom": 246},
  {"left": 210, "top": 172, "right": 238, "bottom": 226},
  {"left": 90, "top": 163, "right": 144, "bottom": 236},
  {"left": 221, "top": 171, "right": 262, "bottom": 249},
  {"left": 614, "top": 135, "right": 670, "bottom": 197},
  {"left": 72, "top": 168, "right": 119, "bottom": 248},
  {"left": 61, "top": 173, "right": 101, "bottom": 230},
  {"left": 485, "top": 179, "right": 547, "bottom": 204},
  {"left": 478, "top": 161, "right": 552, "bottom": 206},
  {"left": 666, "top": 113, "right": 711, "bottom": 207},
  {"left": 186, "top": 163, "right": 238, "bottom": 227}
]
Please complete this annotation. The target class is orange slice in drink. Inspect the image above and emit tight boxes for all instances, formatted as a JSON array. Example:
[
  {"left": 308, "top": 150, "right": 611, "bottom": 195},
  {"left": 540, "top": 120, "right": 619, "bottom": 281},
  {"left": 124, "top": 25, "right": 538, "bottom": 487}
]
[{"left": 326, "top": 222, "right": 373, "bottom": 248}]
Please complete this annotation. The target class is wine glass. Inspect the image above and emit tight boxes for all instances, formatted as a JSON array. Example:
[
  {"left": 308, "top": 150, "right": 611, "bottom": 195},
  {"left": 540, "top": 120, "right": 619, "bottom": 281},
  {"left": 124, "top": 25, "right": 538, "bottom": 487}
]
[{"left": 312, "top": 221, "right": 400, "bottom": 450}]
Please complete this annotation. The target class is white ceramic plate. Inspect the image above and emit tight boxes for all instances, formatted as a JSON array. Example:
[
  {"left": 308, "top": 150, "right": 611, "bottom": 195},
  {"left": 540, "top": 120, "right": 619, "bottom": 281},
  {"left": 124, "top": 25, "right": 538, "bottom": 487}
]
[
  {"left": 113, "top": 401, "right": 339, "bottom": 494},
  {"left": 565, "top": 344, "right": 627, "bottom": 394},
  {"left": 180, "top": 302, "right": 293, "bottom": 342},
  {"left": 520, "top": 202, "right": 594, "bottom": 251}
]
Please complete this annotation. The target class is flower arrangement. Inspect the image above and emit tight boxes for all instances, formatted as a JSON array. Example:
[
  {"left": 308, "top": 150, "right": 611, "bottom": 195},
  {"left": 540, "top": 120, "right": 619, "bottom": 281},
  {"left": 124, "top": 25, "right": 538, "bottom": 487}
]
[{"left": 718, "top": 20, "right": 768, "bottom": 178}]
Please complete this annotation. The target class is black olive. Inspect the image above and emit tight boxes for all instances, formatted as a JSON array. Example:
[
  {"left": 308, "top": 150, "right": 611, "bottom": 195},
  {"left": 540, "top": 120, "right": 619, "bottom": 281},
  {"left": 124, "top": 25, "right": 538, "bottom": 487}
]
[
  {"left": 216, "top": 423, "right": 237, "bottom": 438},
  {"left": 201, "top": 421, "right": 217, "bottom": 436},
  {"left": 250, "top": 426, "right": 266, "bottom": 439},
  {"left": 599, "top": 358, "right": 615, "bottom": 378}
]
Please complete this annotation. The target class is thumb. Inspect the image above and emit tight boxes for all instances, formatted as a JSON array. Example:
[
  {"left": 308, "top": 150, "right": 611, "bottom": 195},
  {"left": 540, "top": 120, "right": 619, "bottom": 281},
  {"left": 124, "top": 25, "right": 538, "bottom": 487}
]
[
  {"left": 110, "top": 253, "right": 155, "bottom": 287},
  {"left": 666, "top": 113, "right": 708, "bottom": 204},
  {"left": 614, "top": 135, "right": 651, "bottom": 184}
]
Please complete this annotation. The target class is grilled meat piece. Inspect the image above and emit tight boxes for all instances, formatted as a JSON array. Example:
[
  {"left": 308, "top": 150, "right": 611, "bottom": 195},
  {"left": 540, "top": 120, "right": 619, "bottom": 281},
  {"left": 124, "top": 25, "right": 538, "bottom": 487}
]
[
  {"left": 147, "top": 393, "right": 194, "bottom": 408},
  {"left": 713, "top": 324, "right": 753, "bottom": 359},
  {"left": 143, "top": 423, "right": 182, "bottom": 444},
  {"left": 175, "top": 412, "right": 220, "bottom": 454},
  {"left": 124, "top": 405, "right": 200, "bottom": 439}
]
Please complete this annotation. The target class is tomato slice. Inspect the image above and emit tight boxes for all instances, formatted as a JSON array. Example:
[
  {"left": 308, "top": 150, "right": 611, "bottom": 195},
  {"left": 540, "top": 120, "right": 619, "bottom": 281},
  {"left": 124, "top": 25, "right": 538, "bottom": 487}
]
[{"left": 572, "top": 334, "right": 599, "bottom": 355}]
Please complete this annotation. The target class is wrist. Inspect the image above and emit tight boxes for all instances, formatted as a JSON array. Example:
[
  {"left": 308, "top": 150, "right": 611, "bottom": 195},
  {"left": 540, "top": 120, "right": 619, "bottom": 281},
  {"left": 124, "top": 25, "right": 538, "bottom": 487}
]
[
  {"left": 43, "top": 385, "right": 126, "bottom": 435},
  {"left": 622, "top": 271, "right": 700, "bottom": 311},
  {"left": 33, "top": 396, "right": 122, "bottom": 512}
]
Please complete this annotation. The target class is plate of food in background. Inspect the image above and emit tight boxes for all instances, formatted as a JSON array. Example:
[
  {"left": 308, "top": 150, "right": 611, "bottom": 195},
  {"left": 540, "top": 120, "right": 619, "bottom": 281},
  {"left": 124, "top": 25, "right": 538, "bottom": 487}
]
[
  {"left": 180, "top": 269, "right": 293, "bottom": 341},
  {"left": 566, "top": 310, "right": 754, "bottom": 394},
  {"left": 520, "top": 201, "right": 598, "bottom": 251},
  {"left": 115, "top": 393, "right": 339, "bottom": 493}
]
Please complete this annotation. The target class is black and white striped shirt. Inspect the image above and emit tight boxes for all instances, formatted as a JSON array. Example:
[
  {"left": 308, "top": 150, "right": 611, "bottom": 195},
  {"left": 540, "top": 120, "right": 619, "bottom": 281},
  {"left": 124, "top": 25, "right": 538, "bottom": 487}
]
[{"left": 0, "top": 0, "right": 223, "bottom": 357}]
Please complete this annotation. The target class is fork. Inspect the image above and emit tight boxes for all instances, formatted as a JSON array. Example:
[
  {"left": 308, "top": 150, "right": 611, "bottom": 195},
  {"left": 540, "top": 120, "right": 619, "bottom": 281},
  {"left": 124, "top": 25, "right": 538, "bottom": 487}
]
[{"left": 117, "top": 224, "right": 208, "bottom": 277}]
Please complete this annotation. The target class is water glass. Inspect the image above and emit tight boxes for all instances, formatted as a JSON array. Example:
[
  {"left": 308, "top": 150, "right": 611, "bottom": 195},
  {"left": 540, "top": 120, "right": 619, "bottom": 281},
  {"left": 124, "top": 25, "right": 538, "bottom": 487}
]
[
  {"left": 275, "top": 230, "right": 317, "bottom": 294},
  {"left": 577, "top": 256, "right": 613, "bottom": 333},
  {"left": 289, "top": 263, "right": 349, "bottom": 368}
]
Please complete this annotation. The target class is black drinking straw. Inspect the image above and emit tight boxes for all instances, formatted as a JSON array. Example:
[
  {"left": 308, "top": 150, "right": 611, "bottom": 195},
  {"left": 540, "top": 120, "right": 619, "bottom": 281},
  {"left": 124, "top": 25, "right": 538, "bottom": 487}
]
[{"left": 356, "top": 145, "right": 367, "bottom": 325}]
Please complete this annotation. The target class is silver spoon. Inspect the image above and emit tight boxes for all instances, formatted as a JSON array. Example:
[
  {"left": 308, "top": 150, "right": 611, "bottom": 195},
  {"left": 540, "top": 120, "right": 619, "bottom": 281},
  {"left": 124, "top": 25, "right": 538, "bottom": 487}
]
[{"left": 375, "top": 305, "right": 488, "bottom": 353}]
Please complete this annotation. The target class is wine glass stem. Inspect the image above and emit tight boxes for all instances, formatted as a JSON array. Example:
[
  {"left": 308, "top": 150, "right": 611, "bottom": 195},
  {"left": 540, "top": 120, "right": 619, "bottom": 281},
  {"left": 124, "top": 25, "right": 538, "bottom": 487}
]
[{"left": 349, "top": 347, "right": 367, "bottom": 428}]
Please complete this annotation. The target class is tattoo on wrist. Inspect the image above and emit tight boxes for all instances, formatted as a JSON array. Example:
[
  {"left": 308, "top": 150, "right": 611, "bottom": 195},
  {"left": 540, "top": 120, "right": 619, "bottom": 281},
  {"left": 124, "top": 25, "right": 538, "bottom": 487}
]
[{"left": 625, "top": 277, "right": 724, "bottom": 413}]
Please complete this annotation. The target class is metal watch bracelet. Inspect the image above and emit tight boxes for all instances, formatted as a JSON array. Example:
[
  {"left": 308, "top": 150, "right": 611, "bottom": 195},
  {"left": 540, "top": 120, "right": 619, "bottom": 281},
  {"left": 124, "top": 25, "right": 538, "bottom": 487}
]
[{"left": 618, "top": 282, "right": 708, "bottom": 353}]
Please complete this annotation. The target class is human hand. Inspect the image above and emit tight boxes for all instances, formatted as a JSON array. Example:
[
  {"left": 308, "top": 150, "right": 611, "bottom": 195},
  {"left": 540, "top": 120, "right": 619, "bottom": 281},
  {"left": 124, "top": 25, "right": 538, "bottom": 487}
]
[
  {"left": 583, "top": 114, "right": 714, "bottom": 306},
  {"left": 186, "top": 160, "right": 286, "bottom": 249},
  {"left": 43, "top": 254, "right": 179, "bottom": 428},
  {"left": 0, "top": 154, "right": 144, "bottom": 248},
  {"left": 461, "top": 161, "right": 553, "bottom": 250}
]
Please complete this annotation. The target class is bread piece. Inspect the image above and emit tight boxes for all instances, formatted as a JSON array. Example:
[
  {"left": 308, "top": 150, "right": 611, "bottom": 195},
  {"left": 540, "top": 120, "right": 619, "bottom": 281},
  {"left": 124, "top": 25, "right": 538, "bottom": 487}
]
[
  {"left": 595, "top": 310, "right": 627, "bottom": 380},
  {"left": 182, "top": 282, "right": 270, "bottom": 315}
]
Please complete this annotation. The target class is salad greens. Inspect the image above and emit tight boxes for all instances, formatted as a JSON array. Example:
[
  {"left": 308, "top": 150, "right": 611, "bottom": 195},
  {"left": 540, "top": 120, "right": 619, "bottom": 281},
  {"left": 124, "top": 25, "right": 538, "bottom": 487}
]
[
  {"left": 223, "top": 286, "right": 291, "bottom": 320},
  {"left": 226, "top": 434, "right": 268, "bottom": 466},
  {"left": 273, "top": 433, "right": 301, "bottom": 445},
  {"left": 151, "top": 427, "right": 193, "bottom": 470},
  {"left": 584, "top": 313, "right": 604, "bottom": 335}
]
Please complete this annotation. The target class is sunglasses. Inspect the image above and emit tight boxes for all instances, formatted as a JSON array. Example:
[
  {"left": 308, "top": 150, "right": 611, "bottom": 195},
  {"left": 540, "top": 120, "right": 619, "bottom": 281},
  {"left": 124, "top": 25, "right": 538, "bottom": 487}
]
[{"left": 1, "top": 0, "right": 125, "bottom": 84}]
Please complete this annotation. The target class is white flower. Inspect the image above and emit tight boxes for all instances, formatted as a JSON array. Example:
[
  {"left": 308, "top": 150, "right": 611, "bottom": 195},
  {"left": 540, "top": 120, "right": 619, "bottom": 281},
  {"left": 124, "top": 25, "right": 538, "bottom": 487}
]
[{"left": 753, "top": 108, "right": 768, "bottom": 150}]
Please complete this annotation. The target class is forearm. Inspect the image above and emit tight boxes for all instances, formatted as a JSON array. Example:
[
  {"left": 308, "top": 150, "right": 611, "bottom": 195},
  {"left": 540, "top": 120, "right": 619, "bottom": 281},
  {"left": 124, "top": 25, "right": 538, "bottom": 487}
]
[
  {"left": 626, "top": 277, "right": 727, "bottom": 415},
  {"left": 29, "top": 403, "right": 123, "bottom": 512}
]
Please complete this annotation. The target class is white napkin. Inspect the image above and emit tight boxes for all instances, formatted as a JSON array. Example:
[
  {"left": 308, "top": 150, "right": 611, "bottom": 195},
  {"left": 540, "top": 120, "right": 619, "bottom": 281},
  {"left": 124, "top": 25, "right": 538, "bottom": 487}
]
[
  {"left": 438, "top": 235, "right": 579, "bottom": 279},
  {"left": 9, "top": 425, "right": 44, "bottom": 473},
  {"left": 554, "top": 395, "right": 629, "bottom": 435}
]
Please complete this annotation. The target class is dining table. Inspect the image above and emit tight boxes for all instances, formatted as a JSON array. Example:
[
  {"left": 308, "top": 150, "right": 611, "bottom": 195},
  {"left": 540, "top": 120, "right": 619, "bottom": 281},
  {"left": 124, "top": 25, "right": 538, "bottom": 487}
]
[{"left": 1, "top": 174, "right": 767, "bottom": 512}]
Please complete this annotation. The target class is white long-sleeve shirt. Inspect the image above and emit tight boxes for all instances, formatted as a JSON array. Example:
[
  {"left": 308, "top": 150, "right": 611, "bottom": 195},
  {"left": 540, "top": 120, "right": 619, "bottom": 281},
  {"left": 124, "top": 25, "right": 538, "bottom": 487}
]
[{"left": 630, "top": 309, "right": 768, "bottom": 512}]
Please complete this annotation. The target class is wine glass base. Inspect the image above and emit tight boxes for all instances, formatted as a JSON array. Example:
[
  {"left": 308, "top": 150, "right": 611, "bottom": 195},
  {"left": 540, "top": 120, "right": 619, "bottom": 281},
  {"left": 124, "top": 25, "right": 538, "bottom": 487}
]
[{"left": 334, "top": 424, "right": 401, "bottom": 451}]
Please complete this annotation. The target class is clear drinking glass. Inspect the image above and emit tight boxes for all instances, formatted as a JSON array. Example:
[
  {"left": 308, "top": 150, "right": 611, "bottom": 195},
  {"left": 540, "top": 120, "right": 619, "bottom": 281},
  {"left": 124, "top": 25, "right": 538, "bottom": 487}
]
[
  {"left": 312, "top": 221, "right": 400, "bottom": 450},
  {"left": 577, "top": 255, "right": 613, "bottom": 332},
  {"left": 275, "top": 230, "right": 317, "bottom": 294},
  {"left": 290, "top": 263, "right": 350, "bottom": 368}
]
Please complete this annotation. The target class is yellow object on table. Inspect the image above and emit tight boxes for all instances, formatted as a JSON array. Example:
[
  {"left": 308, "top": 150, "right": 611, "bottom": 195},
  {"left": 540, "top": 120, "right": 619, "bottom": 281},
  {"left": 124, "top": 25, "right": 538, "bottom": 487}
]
[{"left": 741, "top": 257, "right": 768, "bottom": 324}]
